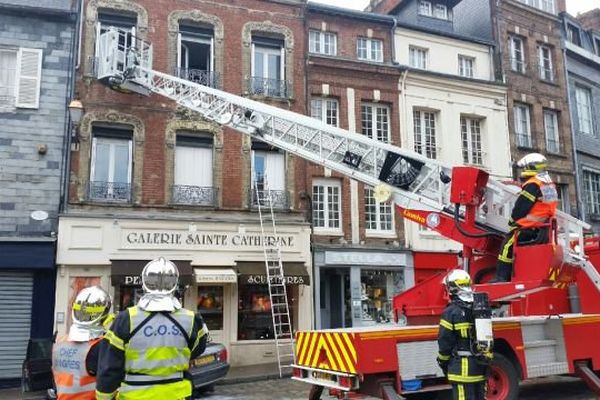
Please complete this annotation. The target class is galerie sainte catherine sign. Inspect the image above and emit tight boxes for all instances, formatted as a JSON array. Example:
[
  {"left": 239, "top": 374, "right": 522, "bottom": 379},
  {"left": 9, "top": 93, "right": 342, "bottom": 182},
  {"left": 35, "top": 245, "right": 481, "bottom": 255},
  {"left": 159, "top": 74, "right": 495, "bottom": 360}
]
[{"left": 122, "top": 229, "right": 297, "bottom": 251}]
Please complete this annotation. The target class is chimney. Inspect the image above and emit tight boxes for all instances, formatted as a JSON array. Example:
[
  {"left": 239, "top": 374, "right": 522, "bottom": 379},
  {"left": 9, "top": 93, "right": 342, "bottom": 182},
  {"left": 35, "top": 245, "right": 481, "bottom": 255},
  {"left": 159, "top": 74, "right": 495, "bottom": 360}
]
[
  {"left": 556, "top": 0, "right": 566, "bottom": 13},
  {"left": 577, "top": 9, "right": 600, "bottom": 31}
]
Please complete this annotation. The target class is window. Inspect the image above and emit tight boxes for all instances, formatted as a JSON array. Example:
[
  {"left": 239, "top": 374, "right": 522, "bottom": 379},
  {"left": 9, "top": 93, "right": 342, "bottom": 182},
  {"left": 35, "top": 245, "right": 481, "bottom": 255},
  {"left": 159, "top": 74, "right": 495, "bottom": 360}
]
[
  {"left": 513, "top": 103, "right": 532, "bottom": 148},
  {"left": 251, "top": 36, "right": 286, "bottom": 97},
  {"left": 567, "top": 24, "right": 581, "bottom": 46},
  {"left": 309, "top": 30, "right": 337, "bottom": 56},
  {"left": 595, "top": 37, "right": 600, "bottom": 56},
  {"left": 418, "top": 1, "right": 432, "bottom": 16},
  {"left": 409, "top": 46, "right": 428, "bottom": 69},
  {"left": 0, "top": 48, "right": 42, "bottom": 109},
  {"left": 357, "top": 38, "right": 383, "bottom": 62},
  {"left": 96, "top": 12, "right": 136, "bottom": 72},
  {"left": 360, "top": 269, "right": 404, "bottom": 324},
  {"left": 365, "top": 187, "right": 393, "bottom": 233},
  {"left": 543, "top": 110, "right": 560, "bottom": 153},
  {"left": 252, "top": 142, "right": 287, "bottom": 209},
  {"left": 177, "top": 25, "right": 216, "bottom": 87},
  {"left": 584, "top": 170, "right": 600, "bottom": 217},
  {"left": 556, "top": 184, "right": 570, "bottom": 214},
  {"left": 361, "top": 103, "right": 390, "bottom": 142},
  {"left": 516, "top": 0, "right": 555, "bottom": 14},
  {"left": 90, "top": 126, "right": 133, "bottom": 202},
  {"left": 311, "top": 97, "right": 339, "bottom": 127},
  {"left": 197, "top": 286, "right": 223, "bottom": 331},
  {"left": 312, "top": 179, "right": 342, "bottom": 232},
  {"left": 434, "top": 4, "right": 448, "bottom": 19},
  {"left": 458, "top": 55, "right": 475, "bottom": 78},
  {"left": 576, "top": 86, "right": 594, "bottom": 135},
  {"left": 238, "top": 284, "right": 297, "bottom": 340},
  {"left": 173, "top": 134, "right": 215, "bottom": 206},
  {"left": 537, "top": 45, "right": 553, "bottom": 82},
  {"left": 509, "top": 35, "right": 525, "bottom": 73},
  {"left": 413, "top": 110, "right": 437, "bottom": 159},
  {"left": 461, "top": 117, "right": 483, "bottom": 165}
]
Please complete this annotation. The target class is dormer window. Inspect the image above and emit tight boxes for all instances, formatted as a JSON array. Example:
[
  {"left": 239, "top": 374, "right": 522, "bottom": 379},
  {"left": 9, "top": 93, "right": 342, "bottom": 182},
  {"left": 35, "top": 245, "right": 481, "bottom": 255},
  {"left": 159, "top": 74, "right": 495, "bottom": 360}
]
[
  {"left": 418, "top": 1, "right": 432, "bottom": 16},
  {"left": 567, "top": 24, "right": 581, "bottom": 47},
  {"left": 419, "top": 1, "right": 449, "bottom": 20},
  {"left": 434, "top": 4, "right": 448, "bottom": 20}
]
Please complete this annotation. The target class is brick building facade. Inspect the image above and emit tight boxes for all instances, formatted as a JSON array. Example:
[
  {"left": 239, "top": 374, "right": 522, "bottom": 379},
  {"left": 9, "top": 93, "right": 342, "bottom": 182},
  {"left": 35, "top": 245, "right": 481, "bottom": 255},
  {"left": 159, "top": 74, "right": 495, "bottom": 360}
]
[{"left": 56, "top": 0, "right": 313, "bottom": 368}]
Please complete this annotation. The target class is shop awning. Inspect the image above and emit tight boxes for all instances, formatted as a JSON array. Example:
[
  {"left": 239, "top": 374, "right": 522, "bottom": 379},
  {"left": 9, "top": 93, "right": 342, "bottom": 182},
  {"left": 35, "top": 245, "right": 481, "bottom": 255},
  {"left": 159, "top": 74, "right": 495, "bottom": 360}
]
[
  {"left": 110, "top": 260, "right": 194, "bottom": 286},
  {"left": 0, "top": 241, "right": 56, "bottom": 270},
  {"left": 194, "top": 268, "right": 237, "bottom": 284},
  {"left": 236, "top": 262, "right": 310, "bottom": 285}
]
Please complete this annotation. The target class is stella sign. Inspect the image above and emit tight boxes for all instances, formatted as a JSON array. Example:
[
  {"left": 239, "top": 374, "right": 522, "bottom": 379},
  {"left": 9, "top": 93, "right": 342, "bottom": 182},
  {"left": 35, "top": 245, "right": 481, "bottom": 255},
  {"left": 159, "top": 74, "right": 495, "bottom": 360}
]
[{"left": 121, "top": 229, "right": 297, "bottom": 251}]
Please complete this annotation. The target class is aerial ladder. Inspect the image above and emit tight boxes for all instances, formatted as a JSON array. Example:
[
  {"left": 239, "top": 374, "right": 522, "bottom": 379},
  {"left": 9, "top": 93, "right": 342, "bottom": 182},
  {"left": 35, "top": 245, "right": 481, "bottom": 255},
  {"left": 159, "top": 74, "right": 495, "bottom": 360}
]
[{"left": 96, "top": 29, "right": 600, "bottom": 398}]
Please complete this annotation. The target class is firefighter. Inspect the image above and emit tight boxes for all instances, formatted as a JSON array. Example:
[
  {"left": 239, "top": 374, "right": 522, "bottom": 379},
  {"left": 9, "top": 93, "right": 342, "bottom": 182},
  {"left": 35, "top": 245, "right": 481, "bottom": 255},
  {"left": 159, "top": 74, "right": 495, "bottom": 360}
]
[
  {"left": 52, "top": 286, "right": 112, "bottom": 400},
  {"left": 95, "top": 257, "right": 207, "bottom": 400},
  {"left": 437, "top": 270, "right": 488, "bottom": 400},
  {"left": 492, "top": 153, "right": 559, "bottom": 282}
]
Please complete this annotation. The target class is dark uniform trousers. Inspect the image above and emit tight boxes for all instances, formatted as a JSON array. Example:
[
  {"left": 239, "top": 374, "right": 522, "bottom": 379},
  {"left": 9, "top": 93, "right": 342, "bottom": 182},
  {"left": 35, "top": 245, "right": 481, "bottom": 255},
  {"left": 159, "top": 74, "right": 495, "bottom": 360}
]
[{"left": 438, "top": 301, "right": 488, "bottom": 400}]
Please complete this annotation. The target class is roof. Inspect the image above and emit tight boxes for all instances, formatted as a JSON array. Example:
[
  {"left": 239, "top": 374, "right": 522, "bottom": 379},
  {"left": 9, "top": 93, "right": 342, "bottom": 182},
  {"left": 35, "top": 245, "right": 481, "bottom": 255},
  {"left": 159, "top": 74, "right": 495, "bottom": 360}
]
[
  {"left": 395, "top": 20, "right": 495, "bottom": 46},
  {"left": 307, "top": 2, "right": 396, "bottom": 25}
]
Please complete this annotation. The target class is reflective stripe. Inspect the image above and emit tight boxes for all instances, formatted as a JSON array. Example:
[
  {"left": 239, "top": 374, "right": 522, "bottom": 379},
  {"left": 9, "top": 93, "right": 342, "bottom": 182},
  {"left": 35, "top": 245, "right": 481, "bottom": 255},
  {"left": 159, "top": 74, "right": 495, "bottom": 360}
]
[
  {"left": 461, "top": 357, "right": 468, "bottom": 377},
  {"left": 524, "top": 214, "right": 548, "bottom": 223},
  {"left": 96, "top": 390, "right": 116, "bottom": 400},
  {"left": 519, "top": 190, "right": 537, "bottom": 202},
  {"left": 458, "top": 384, "right": 465, "bottom": 400},
  {"left": 440, "top": 319, "right": 453, "bottom": 330},
  {"left": 448, "top": 374, "right": 486, "bottom": 383},
  {"left": 117, "top": 379, "right": 192, "bottom": 399},
  {"left": 124, "top": 371, "right": 183, "bottom": 383},
  {"left": 516, "top": 175, "right": 558, "bottom": 228},
  {"left": 456, "top": 351, "right": 472, "bottom": 356},
  {"left": 104, "top": 330, "right": 125, "bottom": 351},
  {"left": 437, "top": 353, "right": 451, "bottom": 361},
  {"left": 72, "top": 303, "right": 106, "bottom": 313},
  {"left": 498, "top": 234, "right": 515, "bottom": 263},
  {"left": 52, "top": 337, "right": 100, "bottom": 400}
]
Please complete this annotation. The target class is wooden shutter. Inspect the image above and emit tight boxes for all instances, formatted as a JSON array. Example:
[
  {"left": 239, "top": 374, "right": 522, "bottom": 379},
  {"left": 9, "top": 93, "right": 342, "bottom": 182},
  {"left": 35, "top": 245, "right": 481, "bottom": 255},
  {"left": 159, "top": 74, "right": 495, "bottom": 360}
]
[{"left": 15, "top": 48, "right": 42, "bottom": 109}]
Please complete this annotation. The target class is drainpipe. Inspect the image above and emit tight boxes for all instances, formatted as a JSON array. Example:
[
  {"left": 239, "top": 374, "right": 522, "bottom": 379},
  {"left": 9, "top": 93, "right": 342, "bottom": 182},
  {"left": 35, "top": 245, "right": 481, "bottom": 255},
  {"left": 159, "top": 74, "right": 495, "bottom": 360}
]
[
  {"left": 562, "top": 45, "right": 584, "bottom": 221},
  {"left": 390, "top": 17, "right": 398, "bottom": 65},
  {"left": 75, "top": 0, "right": 84, "bottom": 70}
]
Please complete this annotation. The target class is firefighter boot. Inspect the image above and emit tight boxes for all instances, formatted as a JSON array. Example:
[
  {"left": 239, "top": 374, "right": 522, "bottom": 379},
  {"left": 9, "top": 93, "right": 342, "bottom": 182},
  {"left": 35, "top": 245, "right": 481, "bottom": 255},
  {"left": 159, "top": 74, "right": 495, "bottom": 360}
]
[{"left": 489, "top": 261, "right": 512, "bottom": 283}]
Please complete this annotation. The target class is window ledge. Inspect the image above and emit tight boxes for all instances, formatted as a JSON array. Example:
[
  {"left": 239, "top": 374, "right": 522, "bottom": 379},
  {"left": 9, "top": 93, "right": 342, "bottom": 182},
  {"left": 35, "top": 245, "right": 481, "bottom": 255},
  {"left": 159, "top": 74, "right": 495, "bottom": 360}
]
[
  {"left": 313, "top": 229, "right": 344, "bottom": 236},
  {"left": 419, "top": 231, "right": 445, "bottom": 239},
  {"left": 246, "top": 93, "right": 295, "bottom": 103},
  {"left": 539, "top": 78, "right": 559, "bottom": 87},
  {"left": 546, "top": 151, "right": 567, "bottom": 159},
  {"left": 365, "top": 231, "right": 397, "bottom": 239}
]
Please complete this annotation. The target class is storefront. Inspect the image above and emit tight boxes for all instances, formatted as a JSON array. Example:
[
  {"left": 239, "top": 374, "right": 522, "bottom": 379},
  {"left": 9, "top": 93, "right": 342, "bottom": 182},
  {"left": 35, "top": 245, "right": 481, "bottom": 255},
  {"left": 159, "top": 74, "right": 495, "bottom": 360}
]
[
  {"left": 313, "top": 247, "right": 414, "bottom": 329},
  {"left": 55, "top": 216, "right": 312, "bottom": 367}
]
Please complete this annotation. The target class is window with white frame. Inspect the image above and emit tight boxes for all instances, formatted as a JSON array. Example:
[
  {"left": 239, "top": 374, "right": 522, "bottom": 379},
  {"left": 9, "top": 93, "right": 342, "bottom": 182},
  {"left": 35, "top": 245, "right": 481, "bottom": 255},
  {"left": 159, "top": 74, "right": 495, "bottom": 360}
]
[
  {"left": 418, "top": 1, "right": 432, "bottom": 16},
  {"left": 96, "top": 12, "right": 136, "bottom": 71},
  {"left": 251, "top": 36, "right": 286, "bottom": 97},
  {"left": 458, "top": 55, "right": 475, "bottom": 78},
  {"left": 252, "top": 142, "right": 286, "bottom": 208},
  {"left": 537, "top": 45, "right": 553, "bottom": 82},
  {"left": 365, "top": 186, "right": 393, "bottom": 233},
  {"left": 556, "top": 184, "right": 570, "bottom": 213},
  {"left": 177, "top": 24, "right": 215, "bottom": 87},
  {"left": 357, "top": 37, "right": 383, "bottom": 62},
  {"left": 513, "top": 103, "right": 532, "bottom": 148},
  {"left": 0, "top": 48, "right": 42, "bottom": 110},
  {"left": 461, "top": 117, "right": 483, "bottom": 165},
  {"left": 311, "top": 97, "right": 339, "bottom": 127},
  {"left": 595, "top": 37, "right": 600, "bottom": 56},
  {"left": 413, "top": 110, "right": 437, "bottom": 159},
  {"left": 173, "top": 134, "right": 214, "bottom": 206},
  {"left": 434, "top": 4, "right": 448, "bottom": 19},
  {"left": 509, "top": 35, "right": 525, "bottom": 73},
  {"left": 516, "top": 0, "right": 555, "bottom": 14},
  {"left": 576, "top": 85, "right": 594, "bottom": 135},
  {"left": 312, "top": 179, "right": 342, "bottom": 232},
  {"left": 409, "top": 46, "right": 428, "bottom": 70},
  {"left": 361, "top": 103, "right": 390, "bottom": 143},
  {"left": 543, "top": 110, "right": 560, "bottom": 153},
  {"left": 584, "top": 170, "right": 600, "bottom": 216},
  {"left": 309, "top": 30, "right": 337, "bottom": 56},
  {"left": 567, "top": 24, "right": 581, "bottom": 46},
  {"left": 90, "top": 126, "right": 133, "bottom": 202}
]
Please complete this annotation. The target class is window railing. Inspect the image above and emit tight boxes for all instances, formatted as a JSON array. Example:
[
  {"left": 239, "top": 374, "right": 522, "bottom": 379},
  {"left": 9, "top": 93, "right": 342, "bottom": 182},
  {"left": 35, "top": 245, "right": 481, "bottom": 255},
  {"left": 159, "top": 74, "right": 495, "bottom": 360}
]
[
  {"left": 509, "top": 57, "right": 526, "bottom": 73},
  {"left": 247, "top": 77, "right": 290, "bottom": 98},
  {"left": 546, "top": 138, "right": 560, "bottom": 153},
  {"left": 89, "top": 181, "right": 131, "bottom": 202},
  {"left": 537, "top": 64, "right": 554, "bottom": 82},
  {"left": 251, "top": 189, "right": 288, "bottom": 210},
  {"left": 175, "top": 68, "right": 221, "bottom": 89},
  {"left": 516, "top": 133, "right": 533, "bottom": 148},
  {"left": 172, "top": 185, "right": 218, "bottom": 207}
]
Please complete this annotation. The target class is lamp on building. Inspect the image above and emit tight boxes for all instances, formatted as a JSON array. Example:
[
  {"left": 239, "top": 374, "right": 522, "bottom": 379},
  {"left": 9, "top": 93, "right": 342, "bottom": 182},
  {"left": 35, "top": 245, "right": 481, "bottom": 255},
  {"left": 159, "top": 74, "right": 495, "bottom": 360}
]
[{"left": 68, "top": 99, "right": 84, "bottom": 147}]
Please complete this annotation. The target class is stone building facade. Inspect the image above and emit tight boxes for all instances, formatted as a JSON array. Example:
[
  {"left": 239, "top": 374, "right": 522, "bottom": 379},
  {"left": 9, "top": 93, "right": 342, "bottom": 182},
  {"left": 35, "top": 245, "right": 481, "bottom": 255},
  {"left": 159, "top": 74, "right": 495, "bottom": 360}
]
[
  {"left": 57, "top": 0, "right": 312, "bottom": 368},
  {"left": 0, "top": 0, "right": 75, "bottom": 384}
]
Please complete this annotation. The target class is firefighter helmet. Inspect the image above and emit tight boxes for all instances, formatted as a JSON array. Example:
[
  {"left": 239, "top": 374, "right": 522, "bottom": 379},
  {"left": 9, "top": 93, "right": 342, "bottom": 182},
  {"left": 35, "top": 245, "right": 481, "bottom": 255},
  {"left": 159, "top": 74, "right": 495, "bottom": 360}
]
[
  {"left": 516, "top": 153, "right": 547, "bottom": 179},
  {"left": 443, "top": 269, "right": 474, "bottom": 303},
  {"left": 138, "top": 257, "right": 182, "bottom": 312},
  {"left": 69, "top": 286, "right": 112, "bottom": 341}
]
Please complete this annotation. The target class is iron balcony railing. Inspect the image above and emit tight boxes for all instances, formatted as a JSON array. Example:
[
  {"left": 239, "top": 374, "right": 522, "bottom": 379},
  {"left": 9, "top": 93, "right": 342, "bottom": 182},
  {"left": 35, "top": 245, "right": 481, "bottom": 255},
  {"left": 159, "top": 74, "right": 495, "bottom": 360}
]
[
  {"left": 251, "top": 189, "right": 289, "bottom": 210},
  {"left": 546, "top": 138, "right": 560, "bottom": 154},
  {"left": 247, "top": 76, "right": 291, "bottom": 98},
  {"left": 537, "top": 64, "right": 555, "bottom": 82},
  {"left": 175, "top": 68, "right": 221, "bottom": 89},
  {"left": 509, "top": 57, "right": 526, "bottom": 74},
  {"left": 89, "top": 181, "right": 131, "bottom": 202},
  {"left": 516, "top": 133, "right": 533, "bottom": 148},
  {"left": 172, "top": 185, "right": 218, "bottom": 207}
]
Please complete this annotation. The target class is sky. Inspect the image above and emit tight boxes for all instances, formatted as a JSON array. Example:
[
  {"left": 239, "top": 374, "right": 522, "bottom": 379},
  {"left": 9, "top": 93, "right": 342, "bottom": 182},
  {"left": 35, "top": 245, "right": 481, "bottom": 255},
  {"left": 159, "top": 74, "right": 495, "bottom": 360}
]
[{"left": 311, "top": 0, "right": 599, "bottom": 15}]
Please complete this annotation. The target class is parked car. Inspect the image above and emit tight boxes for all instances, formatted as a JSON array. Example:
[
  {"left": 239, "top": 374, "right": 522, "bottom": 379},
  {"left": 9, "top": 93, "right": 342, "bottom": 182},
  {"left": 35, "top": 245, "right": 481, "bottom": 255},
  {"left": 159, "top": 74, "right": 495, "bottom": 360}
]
[{"left": 22, "top": 336, "right": 229, "bottom": 398}]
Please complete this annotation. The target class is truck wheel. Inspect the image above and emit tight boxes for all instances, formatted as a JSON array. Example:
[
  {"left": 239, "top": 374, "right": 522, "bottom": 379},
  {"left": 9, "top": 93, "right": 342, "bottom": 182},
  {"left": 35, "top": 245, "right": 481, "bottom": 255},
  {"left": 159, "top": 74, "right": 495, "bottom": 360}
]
[
  {"left": 308, "top": 385, "right": 324, "bottom": 400},
  {"left": 487, "top": 353, "right": 519, "bottom": 400}
]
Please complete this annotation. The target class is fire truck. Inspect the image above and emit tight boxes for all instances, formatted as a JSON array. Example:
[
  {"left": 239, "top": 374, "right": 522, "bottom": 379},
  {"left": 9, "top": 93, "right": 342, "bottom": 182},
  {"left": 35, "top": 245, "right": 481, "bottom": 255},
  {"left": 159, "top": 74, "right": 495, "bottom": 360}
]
[{"left": 96, "top": 29, "right": 600, "bottom": 400}]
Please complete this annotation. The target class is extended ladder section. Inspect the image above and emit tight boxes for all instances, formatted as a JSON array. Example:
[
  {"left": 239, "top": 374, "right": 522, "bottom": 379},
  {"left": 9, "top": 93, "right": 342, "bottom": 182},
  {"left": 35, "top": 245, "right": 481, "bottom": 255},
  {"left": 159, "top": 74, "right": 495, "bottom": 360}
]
[
  {"left": 95, "top": 29, "right": 592, "bottom": 275},
  {"left": 253, "top": 177, "right": 296, "bottom": 377}
]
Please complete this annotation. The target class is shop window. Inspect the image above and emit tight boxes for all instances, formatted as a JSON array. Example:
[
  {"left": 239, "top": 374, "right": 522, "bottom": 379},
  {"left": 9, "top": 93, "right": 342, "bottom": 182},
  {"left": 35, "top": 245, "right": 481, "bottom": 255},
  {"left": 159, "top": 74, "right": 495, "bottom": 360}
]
[
  {"left": 238, "top": 284, "right": 297, "bottom": 340},
  {"left": 360, "top": 269, "right": 404, "bottom": 324},
  {"left": 197, "top": 286, "right": 224, "bottom": 331},
  {"left": 119, "top": 286, "right": 144, "bottom": 310}
]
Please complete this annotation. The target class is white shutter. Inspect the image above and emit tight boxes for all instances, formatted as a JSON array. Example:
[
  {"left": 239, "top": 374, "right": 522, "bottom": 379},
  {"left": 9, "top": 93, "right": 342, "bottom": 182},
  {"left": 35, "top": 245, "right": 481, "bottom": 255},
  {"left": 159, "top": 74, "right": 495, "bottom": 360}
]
[
  {"left": 15, "top": 48, "right": 42, "bottom": 109},
  {"left": 265, "top": 152, "right": 285, "bottom": 191},
  {"left": 175, "top": 146, "right": 213, "bottom": 187}
]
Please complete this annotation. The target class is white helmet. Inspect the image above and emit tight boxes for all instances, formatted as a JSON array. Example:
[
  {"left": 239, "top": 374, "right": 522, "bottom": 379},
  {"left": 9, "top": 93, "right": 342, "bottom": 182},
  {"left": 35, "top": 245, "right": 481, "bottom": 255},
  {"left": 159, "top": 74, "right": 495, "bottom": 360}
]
[
  {"left": 516, "top": 153, "right": 547, "bottom": 179},
  {"left": 69, "top": 286, "right": 112, "bottom": 341},
  {"left": 443, "top": 269, "right": 474, "bottom": 303},
  {"left": 138, "top": 257, "right": 182, "bottom": 312}
]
